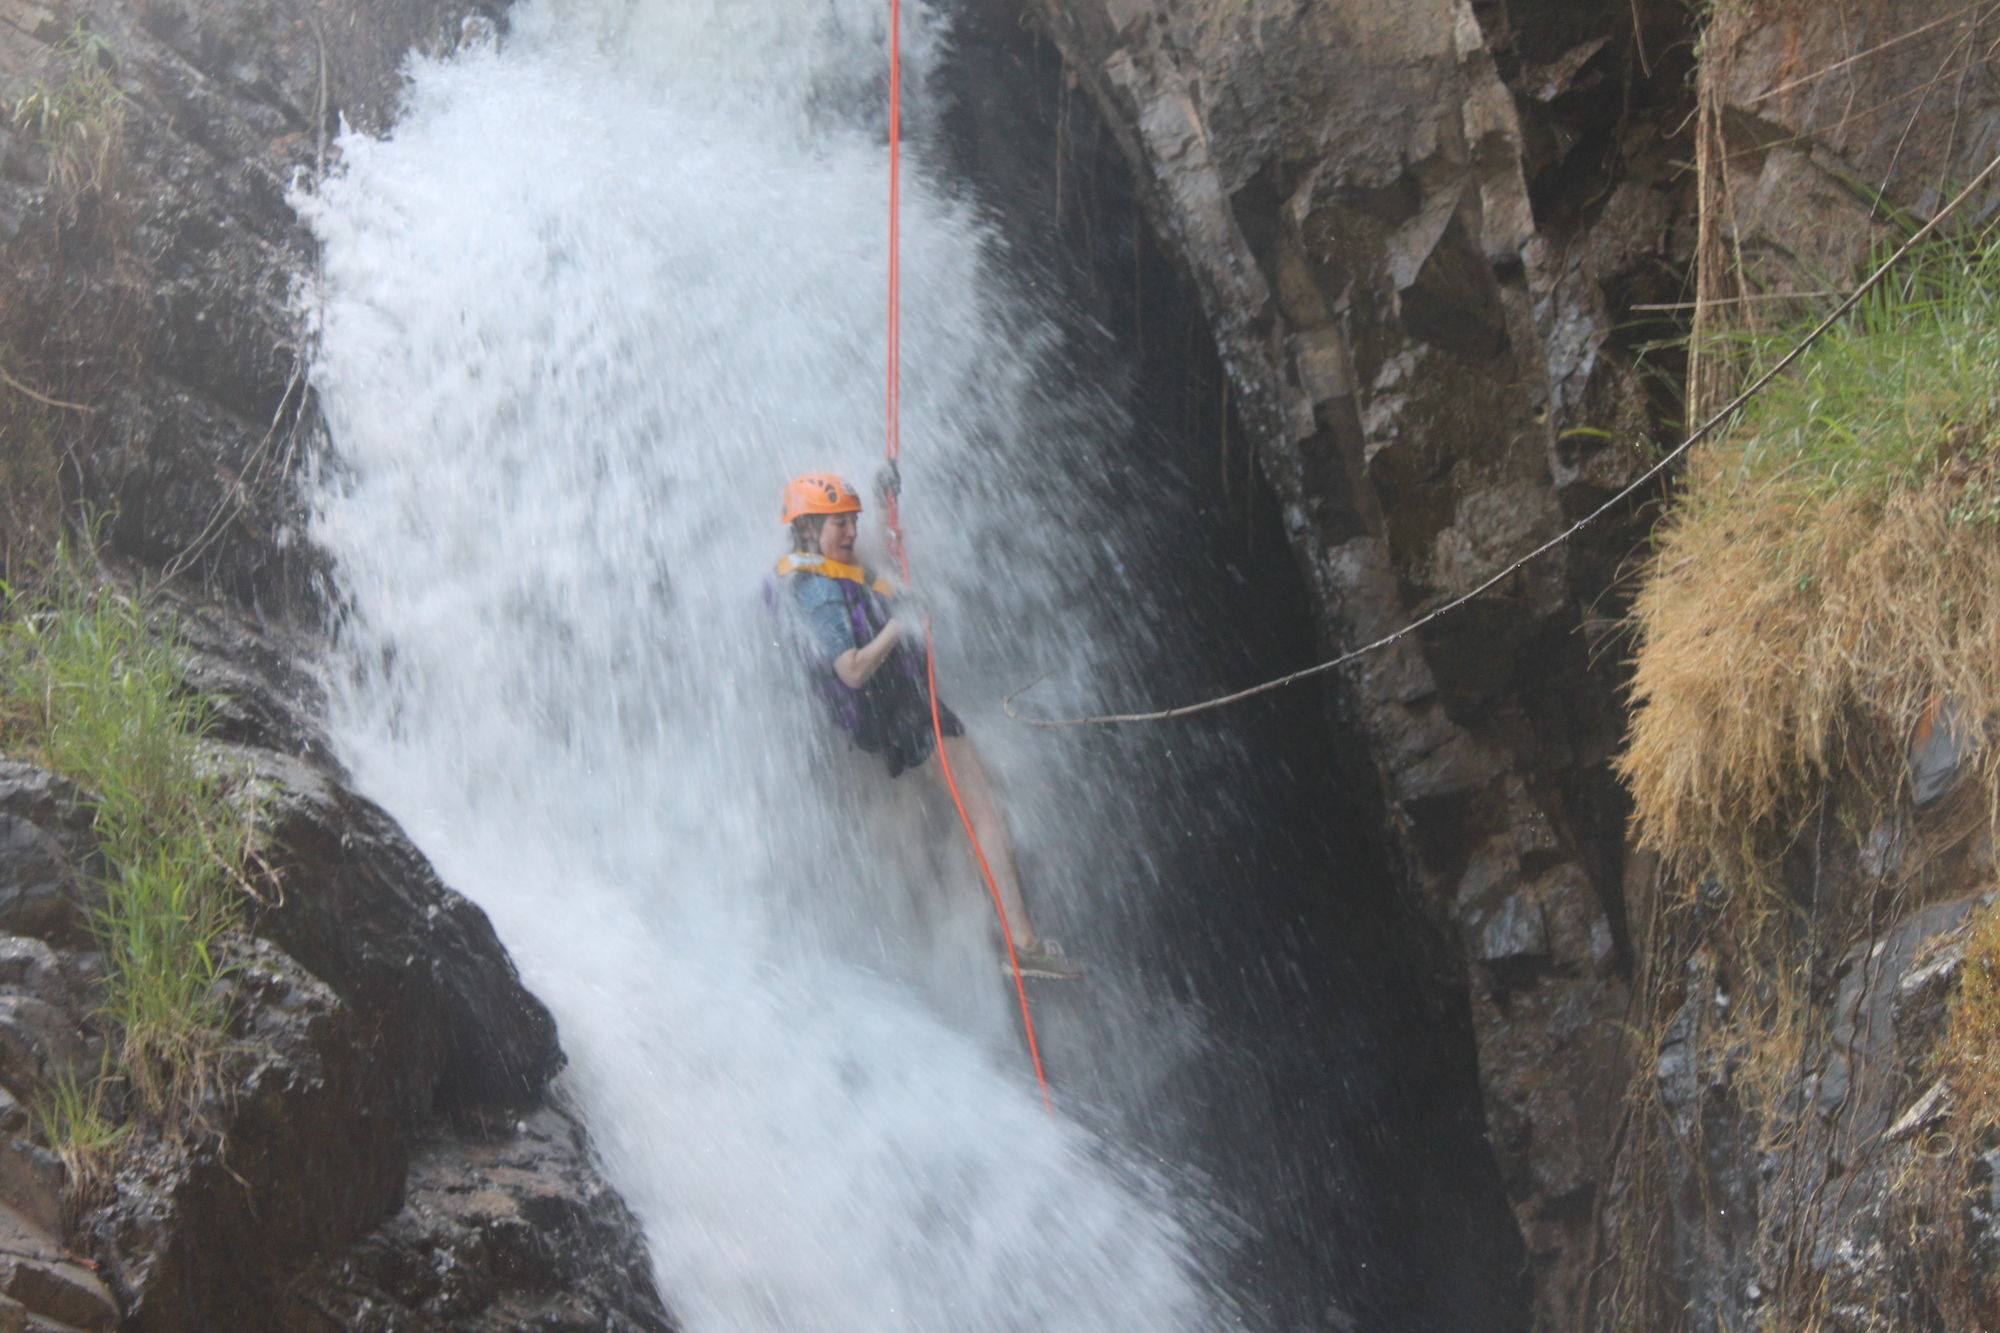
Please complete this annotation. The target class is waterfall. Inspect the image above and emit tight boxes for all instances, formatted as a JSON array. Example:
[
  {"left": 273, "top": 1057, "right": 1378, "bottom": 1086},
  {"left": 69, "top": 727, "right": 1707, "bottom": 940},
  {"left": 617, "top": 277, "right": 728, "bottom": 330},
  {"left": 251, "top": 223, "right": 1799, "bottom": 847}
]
[{"left": 299, "top": 1, "right": 1269, "bottom": 1328}]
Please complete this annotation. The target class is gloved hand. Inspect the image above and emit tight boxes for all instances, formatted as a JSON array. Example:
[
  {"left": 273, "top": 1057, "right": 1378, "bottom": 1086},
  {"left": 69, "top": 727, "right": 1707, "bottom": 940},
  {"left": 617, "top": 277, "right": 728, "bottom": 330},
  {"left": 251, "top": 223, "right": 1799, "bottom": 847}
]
[{"left": 875, "top": 460, "right": 902, "bottom": 504}]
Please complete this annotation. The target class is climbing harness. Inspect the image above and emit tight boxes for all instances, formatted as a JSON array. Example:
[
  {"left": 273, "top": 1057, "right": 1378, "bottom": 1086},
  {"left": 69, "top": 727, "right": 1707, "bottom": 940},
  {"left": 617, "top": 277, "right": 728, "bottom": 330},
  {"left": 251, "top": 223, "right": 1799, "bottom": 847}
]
[
  {"left": 877, "top": 0, "right": 1054, "bottom": 1109},
  {"left": 1003, "top": 148, "right": 2000, "bottom": 731}
]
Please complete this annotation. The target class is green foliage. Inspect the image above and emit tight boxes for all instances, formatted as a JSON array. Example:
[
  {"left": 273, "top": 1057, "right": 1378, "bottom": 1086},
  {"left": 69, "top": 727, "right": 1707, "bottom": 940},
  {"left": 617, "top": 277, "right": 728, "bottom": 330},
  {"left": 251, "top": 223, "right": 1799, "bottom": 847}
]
[
  {"left": 1623, "top": 235, "right": 2000, "bottom": 883},
  {"left": 33, "top": 1054, "right": 126, "bottom": 1185},
  {"left": 10, "top": 22, "right": 126, "bottom": 220},
  {"left": 1698, "top": 237, "right": 2000, "bottom": 515},
  {"left": 0, "top": 554, "right": 249, "bottom": 1122}
]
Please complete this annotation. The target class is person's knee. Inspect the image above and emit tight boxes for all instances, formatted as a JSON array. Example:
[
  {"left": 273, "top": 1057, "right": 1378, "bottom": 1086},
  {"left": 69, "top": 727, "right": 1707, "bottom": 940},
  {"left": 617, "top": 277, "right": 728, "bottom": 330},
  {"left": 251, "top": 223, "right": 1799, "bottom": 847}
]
[{"left": 940, "top": 736, "right": 992, "bottom": 789}]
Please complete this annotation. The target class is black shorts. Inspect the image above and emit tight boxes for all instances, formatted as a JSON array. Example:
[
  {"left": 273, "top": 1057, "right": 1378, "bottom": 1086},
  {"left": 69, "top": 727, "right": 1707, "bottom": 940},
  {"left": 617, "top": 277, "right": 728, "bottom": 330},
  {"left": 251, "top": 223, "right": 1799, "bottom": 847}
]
[{"left": 853, "top": 671, "right": 964, "bottom": 778}]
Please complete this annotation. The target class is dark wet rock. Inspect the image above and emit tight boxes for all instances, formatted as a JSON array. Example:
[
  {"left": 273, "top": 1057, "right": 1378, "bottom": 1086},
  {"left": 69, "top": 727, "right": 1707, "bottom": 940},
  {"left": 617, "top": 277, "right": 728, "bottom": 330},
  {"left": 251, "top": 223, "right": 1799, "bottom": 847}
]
[
  {"left": 0, "top": 1142, "right": 66, "bottom": 1240},
  {"left": 0, "top": 769, "right": 97, "bottom": 951},
  {"left": 290, "top": 1103, "right": 670, "bottom": 1332},
  {"left": 168, "top": 593, "right": 332, "bottom": 763},
  {"left": 241, "top": 746, "right": 561, "bottom": 1109},
  {"left": 0, "top": 629, "right": 659, "bottom": 1329},
  {"left": 0, "top": 997, "right": 86, "bottom": 1106},
  {"left": 86, "top": 938, "right": 403, "bottom": 1328},
  {"left": 1649, "top": 897, "right": 1983, "bottom": 1333},
  {"left": 0, "top": 941, "right": 75, "bottom": 1013},
  {"left": 1033, "top": 1, "right": 1689, "bottom": 1315},
  {"left": 1703, "top": 3, "right": 2000, "bottom": 306},
  {"left": 1909, "top": 698, "right": 1981, "bottom": 810},
  {"left": 1478, "top": 891, "right": 1548, "bottom": 966},
  {"left": 0, "top": 1197, "right": 117, "bottom": 1331}
]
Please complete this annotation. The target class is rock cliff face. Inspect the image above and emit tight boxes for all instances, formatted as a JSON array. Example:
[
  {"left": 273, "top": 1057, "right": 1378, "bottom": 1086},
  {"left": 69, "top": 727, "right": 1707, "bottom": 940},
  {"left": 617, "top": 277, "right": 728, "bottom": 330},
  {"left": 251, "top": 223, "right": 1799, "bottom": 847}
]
[
  {"left": 1, "top": 1, "right": 674, "bottom": 1327},
  {"left": 1040, "top": 2, "right": 2000, "bottom": 1328},
  {"left": 1031, "top": 1, "right": 1696, "bottom": 1323},
  {"left": 0, "top": 0, "right": 502, "bottom": 602},
  {"left": 1036, "top": 0, "right": 2000, "bottom": 1328}
]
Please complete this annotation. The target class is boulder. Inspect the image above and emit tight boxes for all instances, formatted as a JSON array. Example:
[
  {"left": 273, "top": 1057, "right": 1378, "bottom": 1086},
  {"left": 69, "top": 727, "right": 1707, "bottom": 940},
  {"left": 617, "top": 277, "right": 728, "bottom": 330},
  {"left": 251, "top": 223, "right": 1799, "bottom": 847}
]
[
  {"left": 290, "top": 1102, "right": 671, "bottom": 1331},
  {"left": 0, "top": 997, "right": 86, "bottom": 1105}
]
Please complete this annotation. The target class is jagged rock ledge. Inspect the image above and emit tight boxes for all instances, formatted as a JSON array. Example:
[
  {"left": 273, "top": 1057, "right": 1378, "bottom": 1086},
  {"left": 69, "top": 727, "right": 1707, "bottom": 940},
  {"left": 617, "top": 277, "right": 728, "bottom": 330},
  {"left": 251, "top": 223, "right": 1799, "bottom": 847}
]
[{"left": 0, "top": 596, "right": 674, "bottom": 1331}]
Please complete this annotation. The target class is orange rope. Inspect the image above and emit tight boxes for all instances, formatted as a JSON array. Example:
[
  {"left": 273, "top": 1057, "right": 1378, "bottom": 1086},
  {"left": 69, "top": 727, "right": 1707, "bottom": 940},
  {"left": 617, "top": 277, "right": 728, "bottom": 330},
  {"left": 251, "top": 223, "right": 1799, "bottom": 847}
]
[{"left": 879, "top": 0, "right": 1053, "bottom": 1111}]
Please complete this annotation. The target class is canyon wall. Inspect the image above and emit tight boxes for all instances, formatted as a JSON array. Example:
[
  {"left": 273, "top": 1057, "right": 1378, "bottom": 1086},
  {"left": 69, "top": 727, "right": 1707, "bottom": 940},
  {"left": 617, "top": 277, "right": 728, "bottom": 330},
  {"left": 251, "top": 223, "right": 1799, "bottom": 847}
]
[{"left": 1036, "top": 0, "right": 2000, "bottom": 1327}]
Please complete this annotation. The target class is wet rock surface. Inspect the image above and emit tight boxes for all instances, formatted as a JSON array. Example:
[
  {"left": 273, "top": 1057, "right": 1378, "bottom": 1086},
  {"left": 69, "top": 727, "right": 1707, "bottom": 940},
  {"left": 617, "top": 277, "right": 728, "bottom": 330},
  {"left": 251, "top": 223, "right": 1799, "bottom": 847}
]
[
  {"left": 1033, "top": 1, "right": 1696, "bottom": 1322},
  {"left": 290, "top": 1104, "right": 666, "bottom": 1332},
  {"left": 1037, "top": 0, "right": 2000, "bottom": 1327},
  {"left": 1701, "top": 1, "right": 2000, "bottom": 309},
  {"left": 0, "top": 599, "right": 674, "bottom": 1331},
  {"left": 0, "top": 0, "right": 501, "bottom": 606},
  {"left": 1651, "top": 895, "right": 1995, "bottom": 1333}
]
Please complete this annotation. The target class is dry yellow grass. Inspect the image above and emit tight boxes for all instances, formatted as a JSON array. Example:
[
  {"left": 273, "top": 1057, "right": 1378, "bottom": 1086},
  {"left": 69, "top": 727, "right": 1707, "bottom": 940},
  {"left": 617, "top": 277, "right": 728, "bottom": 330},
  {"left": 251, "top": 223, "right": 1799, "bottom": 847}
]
[
  {"left": 1599, "top": 241, "right": 2000, "bottom": 1330},
  {"left": 1619, "top": 243, "right": 2000, "bottom": 888},
  {"left": 1622, "top": 466, "right": 2000, "bottom": 879},
  {"left": 1942, "top": 894, "right": 2000, "bottom": 1137}
]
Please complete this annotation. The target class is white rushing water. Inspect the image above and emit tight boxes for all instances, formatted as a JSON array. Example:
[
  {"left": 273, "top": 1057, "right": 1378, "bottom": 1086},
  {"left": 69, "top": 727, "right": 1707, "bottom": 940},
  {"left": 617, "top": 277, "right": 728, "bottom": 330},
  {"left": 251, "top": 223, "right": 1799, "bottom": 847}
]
[{"left": 301, "top": 1, "right": 1246, "bottom": 1328}]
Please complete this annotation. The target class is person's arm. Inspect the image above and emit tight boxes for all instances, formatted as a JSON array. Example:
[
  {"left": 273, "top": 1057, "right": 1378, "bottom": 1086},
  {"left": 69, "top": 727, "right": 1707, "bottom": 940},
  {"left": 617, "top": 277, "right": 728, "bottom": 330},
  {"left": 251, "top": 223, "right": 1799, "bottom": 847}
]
[{"left": 833, "top": 617, "right": 902, "bottom": 688}]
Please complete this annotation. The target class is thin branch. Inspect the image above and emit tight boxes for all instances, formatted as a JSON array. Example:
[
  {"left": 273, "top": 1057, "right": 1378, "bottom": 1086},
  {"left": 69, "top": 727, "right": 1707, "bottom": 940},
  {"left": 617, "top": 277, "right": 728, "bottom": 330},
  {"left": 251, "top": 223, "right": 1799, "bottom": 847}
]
[{"left": 0, "top": 363, "right": 94, "bottom": 413}]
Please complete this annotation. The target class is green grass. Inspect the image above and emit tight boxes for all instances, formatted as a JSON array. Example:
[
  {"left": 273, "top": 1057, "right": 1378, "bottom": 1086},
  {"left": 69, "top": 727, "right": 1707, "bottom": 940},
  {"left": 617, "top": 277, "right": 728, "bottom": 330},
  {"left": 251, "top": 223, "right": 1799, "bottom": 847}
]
[
  {"left": 1621, "top": 236, "right": 2000, "bottom": 882},
  {"left": 0, "top": 554, "right": 248, "bottom": 1127},
  {"left": 1697, "top": 237, "right": 2000, "bottom": 514},
  {"left": 33, "top": 1055, "right": 127, "bottom": 1186}
]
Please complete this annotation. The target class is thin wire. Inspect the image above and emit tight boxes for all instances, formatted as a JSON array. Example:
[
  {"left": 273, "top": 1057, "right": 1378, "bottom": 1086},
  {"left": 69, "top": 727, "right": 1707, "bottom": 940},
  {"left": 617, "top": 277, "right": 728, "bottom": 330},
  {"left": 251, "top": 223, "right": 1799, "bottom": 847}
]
[{"left": 1005, "top": 150, "right": 2000, "bottom": 730}]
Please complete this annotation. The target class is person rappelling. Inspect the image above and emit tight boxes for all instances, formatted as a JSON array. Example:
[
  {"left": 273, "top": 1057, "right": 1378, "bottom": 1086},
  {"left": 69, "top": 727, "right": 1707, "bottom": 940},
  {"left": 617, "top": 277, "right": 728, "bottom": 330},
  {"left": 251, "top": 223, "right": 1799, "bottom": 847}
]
[{"left": 774, "top": 471, "right": 1082, "bottom": 982}]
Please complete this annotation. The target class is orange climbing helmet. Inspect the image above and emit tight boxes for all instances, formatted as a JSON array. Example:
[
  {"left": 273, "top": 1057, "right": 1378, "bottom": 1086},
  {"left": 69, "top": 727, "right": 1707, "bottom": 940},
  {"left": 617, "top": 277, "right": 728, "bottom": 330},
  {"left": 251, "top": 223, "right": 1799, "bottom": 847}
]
[{"left": 781, "top": 473, "right": 863, "bottom": 524}]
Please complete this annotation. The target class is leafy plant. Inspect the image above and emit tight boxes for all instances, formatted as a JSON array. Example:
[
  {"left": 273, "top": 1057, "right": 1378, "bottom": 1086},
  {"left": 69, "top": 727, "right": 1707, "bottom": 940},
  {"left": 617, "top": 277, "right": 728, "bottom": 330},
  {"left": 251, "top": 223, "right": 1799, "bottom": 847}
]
[{"left": 0, "top": 552, "right": 251, "bottom": 1122}]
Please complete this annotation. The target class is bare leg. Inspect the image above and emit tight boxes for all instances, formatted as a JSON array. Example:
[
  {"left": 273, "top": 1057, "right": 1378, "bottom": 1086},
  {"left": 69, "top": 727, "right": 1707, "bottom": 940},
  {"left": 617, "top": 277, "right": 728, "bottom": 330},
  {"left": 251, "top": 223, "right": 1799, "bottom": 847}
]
[{"left": 923, "top": 734, "right": 1039, "bottom": 950}]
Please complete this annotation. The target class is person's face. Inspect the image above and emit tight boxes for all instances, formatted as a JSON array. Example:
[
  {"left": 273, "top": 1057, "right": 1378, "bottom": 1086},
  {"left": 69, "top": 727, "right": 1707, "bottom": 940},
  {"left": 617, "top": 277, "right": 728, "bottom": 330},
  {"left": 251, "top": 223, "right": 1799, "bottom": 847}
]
[{"left": 817, "top": 510, "right": 858, "bottom": 563}]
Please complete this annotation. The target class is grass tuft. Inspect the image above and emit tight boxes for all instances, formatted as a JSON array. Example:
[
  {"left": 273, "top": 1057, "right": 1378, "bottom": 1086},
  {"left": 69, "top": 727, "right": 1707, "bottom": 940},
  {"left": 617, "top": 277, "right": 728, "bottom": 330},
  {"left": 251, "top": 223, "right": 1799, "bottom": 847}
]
[
  {"left": 1619, "top": 238, "right": 2000, "bottom": 887},
  {"left": 0, "top": 551, "right": 250, "bottom": 1125},
  {"left": 9, "top": 22, "right": 126, "bottom": 224},
  {"left": 33, "top": 1055, "right": 127, "bottom": 1189}
]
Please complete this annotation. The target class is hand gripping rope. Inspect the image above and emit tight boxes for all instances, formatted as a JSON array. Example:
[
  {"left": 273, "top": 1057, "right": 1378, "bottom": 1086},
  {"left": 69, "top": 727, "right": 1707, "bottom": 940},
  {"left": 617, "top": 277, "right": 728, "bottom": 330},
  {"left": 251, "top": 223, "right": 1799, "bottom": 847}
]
[{"left": 878, "top": 0, "right": 1054, "bottom": 1111}]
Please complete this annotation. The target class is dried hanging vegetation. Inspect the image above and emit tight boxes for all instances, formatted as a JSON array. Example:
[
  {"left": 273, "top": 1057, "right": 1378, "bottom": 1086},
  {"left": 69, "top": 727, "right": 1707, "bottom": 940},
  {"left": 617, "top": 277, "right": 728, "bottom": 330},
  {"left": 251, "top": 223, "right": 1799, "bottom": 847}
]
[
  {"left": 1620, "top": 238, "right": 2000, "bottom": 888},
  {"left": 1588, "top": 3, "right": 2000, "bottom": 1320},
  {"left": 1604, "top": 236, "right": 2000, "bottom": 1329}
]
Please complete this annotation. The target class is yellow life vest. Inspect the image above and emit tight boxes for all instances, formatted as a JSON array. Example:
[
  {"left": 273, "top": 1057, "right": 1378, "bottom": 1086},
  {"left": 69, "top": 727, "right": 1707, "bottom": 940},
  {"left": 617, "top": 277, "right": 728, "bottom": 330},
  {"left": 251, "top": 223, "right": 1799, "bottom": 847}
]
[{"left": 774, "top": 551, "right": 894, "bottom": 597}]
